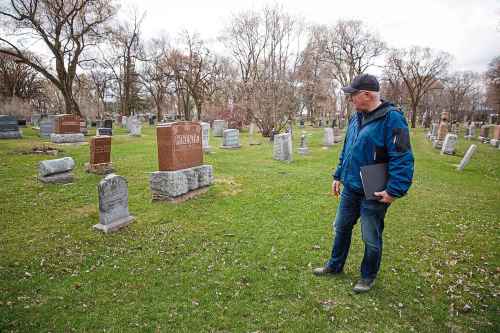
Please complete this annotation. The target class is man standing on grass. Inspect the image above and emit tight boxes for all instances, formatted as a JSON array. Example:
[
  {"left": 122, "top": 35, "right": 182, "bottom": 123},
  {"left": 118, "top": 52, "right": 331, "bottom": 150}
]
[{"left": 313, "top": 74, "right": 414, "bottom": 293}]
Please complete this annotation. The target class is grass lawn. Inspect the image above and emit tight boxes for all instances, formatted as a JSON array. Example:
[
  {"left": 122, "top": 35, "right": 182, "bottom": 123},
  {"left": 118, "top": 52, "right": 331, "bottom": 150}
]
[{"left": 0, "top": 125, "right": 499, "bottom": 332}]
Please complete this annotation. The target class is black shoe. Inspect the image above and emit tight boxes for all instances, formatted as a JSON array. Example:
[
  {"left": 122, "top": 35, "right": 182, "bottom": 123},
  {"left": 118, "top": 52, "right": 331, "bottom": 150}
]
[
  {"left": 352, "top": 278, "right": 375, "bottom": 293},
  {"left": 312, "top": 266, "right": 341, "bottom": 276}
]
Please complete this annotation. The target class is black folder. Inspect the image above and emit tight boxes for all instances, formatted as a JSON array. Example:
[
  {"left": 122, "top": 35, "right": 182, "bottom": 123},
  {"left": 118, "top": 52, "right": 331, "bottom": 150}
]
[{"left": 360, "top": 163, "right": 388, "bottom": 200}]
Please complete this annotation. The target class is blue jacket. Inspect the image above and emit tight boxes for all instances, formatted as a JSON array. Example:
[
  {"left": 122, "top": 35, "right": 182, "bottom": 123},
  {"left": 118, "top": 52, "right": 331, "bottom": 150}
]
[{"left": 333, "top": 101, "right": 414, "bottom": 198}]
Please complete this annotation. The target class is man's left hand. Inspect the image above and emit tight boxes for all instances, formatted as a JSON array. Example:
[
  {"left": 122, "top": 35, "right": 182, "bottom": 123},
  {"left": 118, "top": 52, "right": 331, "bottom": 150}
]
[{"left": 373, "top": 190, "right": 395, "bottom": 204}]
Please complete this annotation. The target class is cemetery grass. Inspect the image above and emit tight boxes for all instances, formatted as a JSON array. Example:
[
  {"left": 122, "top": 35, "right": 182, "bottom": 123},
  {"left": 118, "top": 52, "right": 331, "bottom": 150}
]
[{"left": 0, "top": 126, "right": 499, "bottom": 333}]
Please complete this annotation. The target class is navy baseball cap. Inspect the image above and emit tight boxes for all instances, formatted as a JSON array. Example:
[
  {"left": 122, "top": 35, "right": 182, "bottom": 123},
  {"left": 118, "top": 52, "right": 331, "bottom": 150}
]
[{"left": 342, "top": 74, "right": 380, "bottom": 94}]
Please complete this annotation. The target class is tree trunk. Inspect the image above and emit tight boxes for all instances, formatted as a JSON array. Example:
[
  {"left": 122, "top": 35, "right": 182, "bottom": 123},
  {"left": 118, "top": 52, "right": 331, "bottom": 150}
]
[
  {"left": 411, "top": 104, "right": 417, "bottom": 128},
  {"left": 63, "top": 91, "right": 81, "bottom": 116}
]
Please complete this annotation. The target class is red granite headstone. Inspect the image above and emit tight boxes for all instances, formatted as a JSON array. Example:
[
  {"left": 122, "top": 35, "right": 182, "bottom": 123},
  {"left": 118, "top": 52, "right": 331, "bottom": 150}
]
[
  {"left": 54, "top": 114, "right": 81, "bottom": 134},
  {"left": 90, "top": 136, "right": 111, "bottom": 165},
  {"left": 157, "top": 122, "right": 203, "bottom": 171}
]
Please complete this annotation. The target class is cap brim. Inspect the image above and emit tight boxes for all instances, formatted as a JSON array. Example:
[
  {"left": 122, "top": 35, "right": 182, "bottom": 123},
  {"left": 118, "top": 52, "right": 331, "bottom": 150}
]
[{"left": 341, "top": 86, "right": 358, "bottom": 94}]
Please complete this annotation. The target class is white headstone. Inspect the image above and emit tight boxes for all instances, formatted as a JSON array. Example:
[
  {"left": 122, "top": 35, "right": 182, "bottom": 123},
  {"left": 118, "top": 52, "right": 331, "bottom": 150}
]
[
  {"left": 129, "top": 117, "right": 142, "bottom": 136},
  {"left": 273, "top": 132, "right": 293, "bottom": 162},
  {"left": 249, "top": 122, "right": 261, "bottom": 145},
  {"left": 201, "top": 122, "right": 211, "bottom": 152},
  {"left": 94, "top": 174, "right": 134, "bottom": 233},
  {"left": 441, "top": 133, "right": 458, "bottom": 155},
  {"left": 457, "top": 145, "right": 477, "bottom": 171},
  {"left": 221, "top": 129, "right": 240, "bottom": 148},
  {"left": 323, "top": 128, "right": 334, "bottom": 146},
  {"left": 212, "top": 120, "right": 226, "bottom": 137},
  {"left": 121, "top": 116, "right": 128, "bottom": 129}
]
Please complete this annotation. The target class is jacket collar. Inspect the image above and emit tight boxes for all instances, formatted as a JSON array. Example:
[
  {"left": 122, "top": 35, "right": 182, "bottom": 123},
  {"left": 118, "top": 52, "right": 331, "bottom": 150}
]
[{"left": 359, "top": 100, "right": 394, "bottom": 127}]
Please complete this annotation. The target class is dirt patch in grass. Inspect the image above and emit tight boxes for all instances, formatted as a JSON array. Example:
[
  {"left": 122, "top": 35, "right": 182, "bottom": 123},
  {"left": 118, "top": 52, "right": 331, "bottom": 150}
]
[{"left": 12, "top": 145, "right": 63, "bottom": 156}]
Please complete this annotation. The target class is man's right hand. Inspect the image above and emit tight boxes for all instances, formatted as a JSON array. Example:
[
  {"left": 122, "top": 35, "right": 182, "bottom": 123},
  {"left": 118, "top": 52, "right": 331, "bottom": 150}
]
[{"left": 332, "top": 180, "right": 342, "bottom": 197}]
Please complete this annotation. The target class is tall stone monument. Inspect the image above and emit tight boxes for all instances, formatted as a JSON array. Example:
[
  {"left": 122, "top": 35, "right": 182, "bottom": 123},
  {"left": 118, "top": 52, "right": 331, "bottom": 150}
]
[
  {"left": 273, "top": 132, "right": 293, "bottom": 162},
  {"left": 50, "top": 114, "right": 85, "bottom": 143},
  {"left": 220, "top": 129, "right": 241, "bottom": 149},
  {"left": 0, "top": 115, "right": 22, "bottom": 139},
  {"left": 85, "top": 136, "right": 113, "bottom": 174},
  {"left": 433, "top": 112, "right": 449, "bottom": 149},
  {"left": 150, "top": 122, "right": 213, "bottom": 202},
  {"left": 93, "top": 174, "right": 134, "bottom": 233}
]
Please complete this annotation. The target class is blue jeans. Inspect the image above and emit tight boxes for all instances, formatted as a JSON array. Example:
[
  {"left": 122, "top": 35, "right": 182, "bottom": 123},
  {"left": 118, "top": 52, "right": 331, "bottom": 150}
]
[{"left": 326, "top": 186, "right": 389, "bottom": 280}]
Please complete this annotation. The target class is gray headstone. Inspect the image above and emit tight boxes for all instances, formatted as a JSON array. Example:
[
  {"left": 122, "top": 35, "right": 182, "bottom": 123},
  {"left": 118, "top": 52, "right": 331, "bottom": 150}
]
[
  {"left": 221, "top": 129, "right": 241, "bottom": 148},
  {"left": 201, "top": 122, "right": 211, "bottom": 152},
  {"left": 94, "top": 174, "right": 134, "bottom": 233},
  {"left": 273, "top": 132, "right": 293, "bottom": 162},
  {"left": 121, "top": 116, "right": 128, "bottom": 128},
  {"left": 0, "top": 115, "right": 22, "bottom": 139},
  {"left": 441, "top": 133, "right": 458, "bottom": 155},
  {"left": 39, "top": 118, "right": 55, "bottom": 138},
  {"left": 38, "top": 157, "right": 75, "bottom": 177},
  {"left": 128, "top": 117, "right": 142, "bottom": 136},
  {"left": 298, "top": 133, "right": 309, "bottom": 155},
  {"left": 31, "top": 114, "right": 41, "bottom": 127},
  {"left": 50, "top": 133, "right": 85, "bottom": 143},
  {"left": 323, "top": 128, "right": 334, "bottom": 146},
  {"left": 457, "top": 145, "right": 477, "bottom": 171},
  {"left": 98, "top": 128, "right": 113, "bottom": 136},
  {"left": 212, "top": 120, "right": 226, "bottom": 137}
]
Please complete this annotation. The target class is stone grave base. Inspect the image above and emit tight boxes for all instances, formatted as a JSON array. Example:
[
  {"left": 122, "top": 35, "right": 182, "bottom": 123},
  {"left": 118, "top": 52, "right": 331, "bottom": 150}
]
[
  {"left": 220, "top": 145, "right": 241, "bottom": 149},
  {"left": 38, "top": 171, "right": 74, "bottom": 184},
  {"left": 0, "top": 131, "right": 22, "bottom": 139},
  {"left": 333, "top": 137, "right": 342, "bottom": 143},
  {"left": 85, "top": 162, "right": 114, "bottom": 175},
  {"left": 441, "top": 149, "right": 455, "bottom": 155},
  {"left": 478, "top": 136, "right": 489, "bottom": 144},
  {"left": 93, "top": 215, "right": 134, "bottom": 233},
  {"left": 50, "top": 133, "right": 85, "bottom": 144},
  {"left": 152, "top": 186, "right": 209, "bottom": 203},
  {"left": 432, "top": 140, "right": 443, "bottom": 149},
  {"left": 298, "top": 147, "right": 309, "bottom": 155},
  {"left": 490, "top": 139, "right": 499, "bottom": 147},
  {"left": 150, "top": 165, "right": 213, "bottom": 203}
]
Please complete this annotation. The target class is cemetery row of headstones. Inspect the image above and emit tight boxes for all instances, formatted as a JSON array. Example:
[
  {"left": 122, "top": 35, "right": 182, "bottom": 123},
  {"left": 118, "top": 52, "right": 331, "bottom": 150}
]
[{"left": 425, "top": 111, "right": 500, "bottom": 171}]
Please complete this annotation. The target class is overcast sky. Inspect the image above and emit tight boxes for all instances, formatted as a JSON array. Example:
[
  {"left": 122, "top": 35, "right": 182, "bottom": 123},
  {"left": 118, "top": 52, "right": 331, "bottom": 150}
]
[{"left": 121, "top": 0, "right": 499, "bottom": 73}]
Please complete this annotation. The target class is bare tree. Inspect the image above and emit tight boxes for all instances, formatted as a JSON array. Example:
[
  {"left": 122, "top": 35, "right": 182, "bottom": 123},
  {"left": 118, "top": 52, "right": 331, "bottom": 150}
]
[
  {"left": 384, "top": 46, "right": 451, "bottom": 128},
  {"left": 0, "top": 0, "right": 116, "bottom": 115},
  {"left": 485, "top": 56, "right": 500, "bottom": 115},
  {"left": 221, "top": 5, "right": 303, "bottom": 136},
  {"left": 139, "top": 35, "right": 173, "bottom": 120},
  {"left": 443, "top": 71, "right": 478, "bottom": 122},
  {"left": 88, "top": 68, "right": 113, "bottom": 119},
  {"left": 315, "top": 20, "right": 386, "bottom": 119}
]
